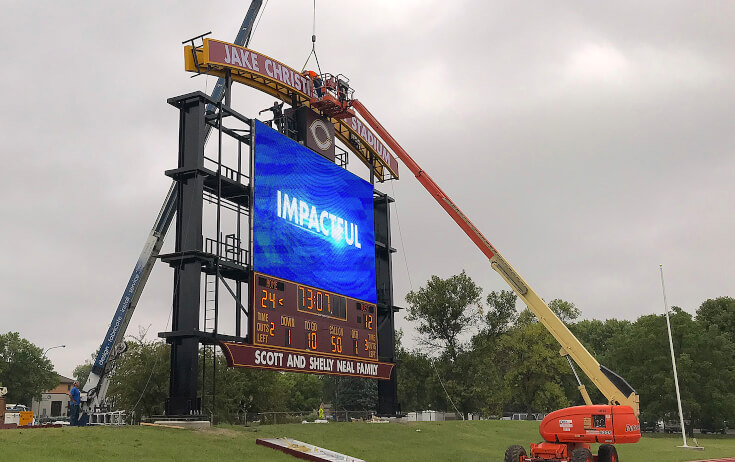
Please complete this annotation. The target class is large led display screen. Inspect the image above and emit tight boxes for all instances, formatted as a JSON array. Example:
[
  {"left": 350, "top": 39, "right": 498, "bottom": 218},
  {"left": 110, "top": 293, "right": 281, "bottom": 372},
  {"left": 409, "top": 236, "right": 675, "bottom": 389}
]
[{"left": 252, "top": 120, "right": 376, "bottom": 304}]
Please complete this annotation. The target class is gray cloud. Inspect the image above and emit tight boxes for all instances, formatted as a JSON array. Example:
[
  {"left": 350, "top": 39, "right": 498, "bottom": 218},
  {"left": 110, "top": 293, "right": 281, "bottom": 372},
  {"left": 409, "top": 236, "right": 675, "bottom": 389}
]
[{"left": 2, "top": 1, "right": 733, "bottom": 376}]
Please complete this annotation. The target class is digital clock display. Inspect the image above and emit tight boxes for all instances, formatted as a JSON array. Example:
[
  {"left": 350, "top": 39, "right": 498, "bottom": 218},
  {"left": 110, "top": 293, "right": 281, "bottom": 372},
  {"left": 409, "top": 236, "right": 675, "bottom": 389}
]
[
  {"left": 297, "top": 286, "right": 347, "bottom": 320},
  {"left": 252, "top": 272, "right": 378, "bottom": 361}
]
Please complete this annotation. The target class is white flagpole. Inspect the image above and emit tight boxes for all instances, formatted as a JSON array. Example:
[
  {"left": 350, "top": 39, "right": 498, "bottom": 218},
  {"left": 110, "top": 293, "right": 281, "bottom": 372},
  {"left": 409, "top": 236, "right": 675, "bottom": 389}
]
[{"left": 659, "top": 264, "right": 699, "bottom": 449}]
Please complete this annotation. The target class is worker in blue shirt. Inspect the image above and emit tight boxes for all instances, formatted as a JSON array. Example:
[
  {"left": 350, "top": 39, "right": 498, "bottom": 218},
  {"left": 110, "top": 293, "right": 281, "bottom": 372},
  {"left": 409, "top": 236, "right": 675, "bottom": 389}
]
[{"left": 68, "top": 381, "right": 81, "bottom": 426}]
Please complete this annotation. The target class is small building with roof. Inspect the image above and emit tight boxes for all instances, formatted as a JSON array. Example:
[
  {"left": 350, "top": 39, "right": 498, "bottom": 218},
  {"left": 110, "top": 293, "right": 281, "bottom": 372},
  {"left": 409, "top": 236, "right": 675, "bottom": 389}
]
[{"left": 30, "top": 374, "right": 74, "bottom": 420}]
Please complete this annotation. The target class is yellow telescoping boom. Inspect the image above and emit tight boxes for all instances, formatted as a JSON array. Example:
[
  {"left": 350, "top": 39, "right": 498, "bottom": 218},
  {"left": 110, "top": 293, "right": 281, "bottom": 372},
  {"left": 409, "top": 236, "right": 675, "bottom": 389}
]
[{"left": 352, "top": 99, "right": 640, "bottom": 416}]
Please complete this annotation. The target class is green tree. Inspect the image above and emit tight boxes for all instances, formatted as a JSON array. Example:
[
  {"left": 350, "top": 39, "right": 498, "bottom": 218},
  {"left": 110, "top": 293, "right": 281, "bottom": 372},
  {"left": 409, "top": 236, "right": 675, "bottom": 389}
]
[
  {"left": 605, "top": 307, "right": 735, "bottom": 430},
  {"left": 395, "top": 330, "right": 436, "bottom": 412},
  {"left": 74, "top": 334, "right": 325, "bottom": 424},
  {"left": 440, "top": 349, "right": 492, "bottom": 418},
  {"left": 0, "top": 332, "right": 57, "bottom": 405},
  {"left": 676, "top": 320, "right": 735, "bottom": 431},
  {"left": 72, "top": 353, "right": 95, "bottom": 389},
  {"left": 323, "top": 375, "right": 377, "bottom": 413},
  {"left": 396, "top": 350, "right": 435, "bottom": 412},
  {"left": 479, "top": 290, "right": 518, "bottom": 338},
  {"left": 570, "top": 318, "right": 631, "bottom": 359},
  {"left": 467, "top": 290, "right": 518, "bottom": 417},
  {"left": 465, "top": 346, "right": 508, "bottom": 417},
  {"left": 494, "top": 298, "right": 586, "bottom": 410},
  {"left": 515, "top": 308, "right": 537, "bottom": 327},
  {"left": 568, "top": 318, "right": 632, "bottom": 405},
  {"left": 679, "top": 318, "right": 734, "bottom": 431},
  {"left": 548, "top": 299, "right": 581, "bottom": 323},
  {"left": 403, "top": 271, "right": 484, "bottom": 418},
  {"left": 405, "top": 270, "right": 482, "bottom": 360},
  {"left": 605, "top": 311, "right": 682, "bottom": 422},
  {"left": 515, "top": 299, "right": 581, "bottom": 327},
  {"left": 696, "top": 296, "right": 735, "bottom": 347},
  {"left": 203, "top": 352, "right": 289, "bottom": 423},
  {"left": 497, "top": 322, "right": 570, "bottom": 413},
  {"left": 278, "top": 372, "right": 322, "bottom": 412},
  {"left": 105, "top": 333, "right": 170, "bottom": 419}
]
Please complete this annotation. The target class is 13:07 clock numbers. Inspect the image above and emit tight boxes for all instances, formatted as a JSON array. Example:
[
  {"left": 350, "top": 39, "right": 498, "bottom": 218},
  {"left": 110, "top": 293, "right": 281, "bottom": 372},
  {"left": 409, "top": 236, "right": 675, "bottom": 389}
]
[{"left": 252, "top": 274, "right": 377, "bottom": 361}]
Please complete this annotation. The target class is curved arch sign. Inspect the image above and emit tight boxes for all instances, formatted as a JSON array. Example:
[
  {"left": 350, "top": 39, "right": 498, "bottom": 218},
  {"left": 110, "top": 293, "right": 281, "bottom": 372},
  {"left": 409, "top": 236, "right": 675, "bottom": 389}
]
[{"left": 184, "top": 39, "right": 399, "bottom": 181}]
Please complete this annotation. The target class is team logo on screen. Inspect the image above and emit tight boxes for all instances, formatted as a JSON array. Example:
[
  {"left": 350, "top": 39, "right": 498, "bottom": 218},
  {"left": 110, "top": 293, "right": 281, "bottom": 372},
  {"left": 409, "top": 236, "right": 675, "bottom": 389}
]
[
  {"left": 309, "top": 119, "right": 332, "bottom": 151},
  {"left": 276, "top": 190, "right": 362, "bottom": 249}
]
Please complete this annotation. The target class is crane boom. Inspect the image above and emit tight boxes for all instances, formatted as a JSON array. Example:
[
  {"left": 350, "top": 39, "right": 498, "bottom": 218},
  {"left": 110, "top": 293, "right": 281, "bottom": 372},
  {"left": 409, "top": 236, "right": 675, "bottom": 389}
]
[
  {"left": 351, "top": 99, "right": 639, "bottom": 416},
  {"left": 81, "top": 185, "right": 177, "bottom": 416},
  {"left": 80, "top": 1, "right": 264, "bottom": 421},
  {"left": 205, "top": 0, "right": 263, "bottom": 118}
]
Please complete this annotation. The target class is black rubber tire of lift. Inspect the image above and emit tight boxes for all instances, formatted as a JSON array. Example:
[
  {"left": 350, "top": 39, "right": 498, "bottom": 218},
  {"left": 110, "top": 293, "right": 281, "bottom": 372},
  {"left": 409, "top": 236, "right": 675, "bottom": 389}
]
[
  {"left": 598, "top": 444, "right": 619, "bottom": 462},
  {"left": 571, "top": 447, "right": 593, "bottom": 462},
  {"left": 504, "top": 444, "right": 527, "bottom": 462}
]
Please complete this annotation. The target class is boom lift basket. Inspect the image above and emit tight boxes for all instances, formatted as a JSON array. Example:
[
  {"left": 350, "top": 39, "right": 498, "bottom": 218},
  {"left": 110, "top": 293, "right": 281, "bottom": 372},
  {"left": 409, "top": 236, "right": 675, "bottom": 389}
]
[{"left": 307, "top": 72, "right": 356, "bottom": 119}]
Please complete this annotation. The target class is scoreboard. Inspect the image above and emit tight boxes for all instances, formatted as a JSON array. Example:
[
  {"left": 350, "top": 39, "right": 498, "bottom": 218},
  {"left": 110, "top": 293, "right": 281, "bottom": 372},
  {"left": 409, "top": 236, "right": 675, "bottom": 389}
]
[
  {"left": 223, "top": 121, "right": 393, "bottom": 379},
  {"left": 251, "top": 273, "right": 378, "bottom": 361}
]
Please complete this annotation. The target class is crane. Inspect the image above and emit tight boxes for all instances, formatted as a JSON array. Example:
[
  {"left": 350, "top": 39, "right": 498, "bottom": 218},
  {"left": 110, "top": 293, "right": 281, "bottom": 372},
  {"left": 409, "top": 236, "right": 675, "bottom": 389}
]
[{"left": 79, "top": 0, "right": 264, "bottom": 425}]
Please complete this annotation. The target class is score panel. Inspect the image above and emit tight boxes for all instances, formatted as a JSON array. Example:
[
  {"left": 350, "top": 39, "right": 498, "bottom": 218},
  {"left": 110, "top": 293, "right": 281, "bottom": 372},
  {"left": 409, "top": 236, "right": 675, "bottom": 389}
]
[{"left": 251, "top": 273, "right": 378, "bottom": 361}]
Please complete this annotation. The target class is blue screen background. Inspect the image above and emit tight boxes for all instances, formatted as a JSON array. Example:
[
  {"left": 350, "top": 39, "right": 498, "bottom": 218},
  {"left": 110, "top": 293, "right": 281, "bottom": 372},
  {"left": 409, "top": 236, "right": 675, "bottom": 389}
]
[{"left": 253, "top": 121, "right": 376, "bottom": 303}]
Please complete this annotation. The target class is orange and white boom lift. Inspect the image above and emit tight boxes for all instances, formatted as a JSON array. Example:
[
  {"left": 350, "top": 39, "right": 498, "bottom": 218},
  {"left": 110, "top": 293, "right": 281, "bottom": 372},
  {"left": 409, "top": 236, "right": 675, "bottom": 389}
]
[{"left": 307, "top": 73, "right": 641, "bottom": 461}]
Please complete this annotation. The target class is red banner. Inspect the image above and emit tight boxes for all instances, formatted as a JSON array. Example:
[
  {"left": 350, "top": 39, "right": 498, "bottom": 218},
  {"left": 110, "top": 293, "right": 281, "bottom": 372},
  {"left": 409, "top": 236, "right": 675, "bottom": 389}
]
[{"left": 220, "top": 342, "right": 394, "bottom": 380}]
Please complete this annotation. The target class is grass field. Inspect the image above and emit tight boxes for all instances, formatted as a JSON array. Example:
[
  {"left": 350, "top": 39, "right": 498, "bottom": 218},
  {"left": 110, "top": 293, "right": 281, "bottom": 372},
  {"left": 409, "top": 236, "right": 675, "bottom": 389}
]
[{"left": 1, "top": 420, "right": 733, "bottom": 461}]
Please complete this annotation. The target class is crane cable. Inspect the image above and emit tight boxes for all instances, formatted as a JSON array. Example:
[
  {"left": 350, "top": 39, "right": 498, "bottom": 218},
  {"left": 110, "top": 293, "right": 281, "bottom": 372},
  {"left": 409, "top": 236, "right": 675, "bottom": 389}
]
[
  {"left": 301, "top": 0, "right": 323, "bottom": 74},
  {"left": 251, "top": 0, "right": 269, "bottom": 43},
  {"left": 389, "top": 181, "right": 464, "bottom": 420}
]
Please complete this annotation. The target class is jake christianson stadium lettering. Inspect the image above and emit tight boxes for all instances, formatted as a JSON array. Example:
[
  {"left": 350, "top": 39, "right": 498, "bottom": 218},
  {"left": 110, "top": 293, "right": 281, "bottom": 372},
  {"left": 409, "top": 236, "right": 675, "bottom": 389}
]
[
  {"left": 193, "top": 39, "right": 399, "bottom": 177},
  {"left": 276, "top": 190, "right": 363, "bottom": 249},
  {"left": 219, "top": 43, "right": 316, "bottom": 97},
  {"left": 252, "top": 121, "right": 377, "bottom": 304}
]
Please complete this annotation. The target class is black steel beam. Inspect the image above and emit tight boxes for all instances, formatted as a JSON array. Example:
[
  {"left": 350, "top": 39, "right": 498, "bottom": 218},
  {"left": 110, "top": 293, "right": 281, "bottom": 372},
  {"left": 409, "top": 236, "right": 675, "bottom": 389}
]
[
  {"left": 167, "top": 95, "right": 206, "bottom": 416},
  {"left": 374, "top": 190, "right": 401, "bottom": 416}
]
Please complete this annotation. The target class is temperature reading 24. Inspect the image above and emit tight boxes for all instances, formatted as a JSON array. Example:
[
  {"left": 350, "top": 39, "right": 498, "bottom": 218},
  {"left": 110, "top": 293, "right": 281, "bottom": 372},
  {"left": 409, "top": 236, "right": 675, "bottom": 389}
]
[{"left": 260, "top": 289, "right": 284, "bottom": 310}]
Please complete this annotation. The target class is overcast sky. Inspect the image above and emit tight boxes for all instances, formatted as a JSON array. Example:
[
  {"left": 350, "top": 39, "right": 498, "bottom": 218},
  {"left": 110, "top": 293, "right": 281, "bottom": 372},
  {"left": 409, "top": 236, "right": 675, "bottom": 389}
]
[{"left": 2, "top": 1, "right": 733, "bottom": 378}]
